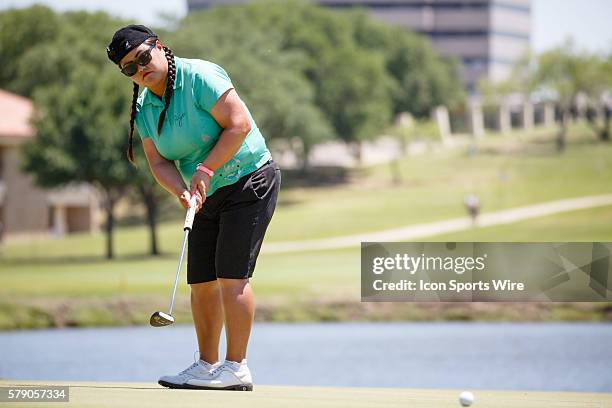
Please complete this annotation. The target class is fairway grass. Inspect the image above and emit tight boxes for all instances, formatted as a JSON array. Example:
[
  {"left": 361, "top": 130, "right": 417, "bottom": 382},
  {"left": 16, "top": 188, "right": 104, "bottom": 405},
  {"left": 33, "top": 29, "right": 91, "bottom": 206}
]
[
  {"left": 1, "top": 125, "right": 612, "bottom": 329},
  {"left": 427, "top": 204, "right": 612, "bottom": 241},
  {"left": 3, "top": 123, "right": 611, "bottom": 255},
  {"left": 2, "top": 211, "right": 612, "bottom": 330},
  {"left": 0, "top": 380, "right": 610, "bottom": 408}
]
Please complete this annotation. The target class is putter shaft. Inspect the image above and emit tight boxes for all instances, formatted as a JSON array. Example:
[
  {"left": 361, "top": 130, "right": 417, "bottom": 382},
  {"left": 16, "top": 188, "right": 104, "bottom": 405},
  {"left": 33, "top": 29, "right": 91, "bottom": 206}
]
[
  {"left": 168, "top": 228, "right": 189, "bottom": 316},
  {"left": 152, "top": 197, "right": 197, "bottom": 327}
]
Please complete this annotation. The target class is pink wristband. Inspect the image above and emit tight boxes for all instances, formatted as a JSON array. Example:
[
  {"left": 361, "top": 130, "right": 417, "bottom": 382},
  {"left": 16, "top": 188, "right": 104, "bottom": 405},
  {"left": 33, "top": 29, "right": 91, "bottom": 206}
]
[{"left": 196, "top": 163, "right": 214, "bottom": 178}]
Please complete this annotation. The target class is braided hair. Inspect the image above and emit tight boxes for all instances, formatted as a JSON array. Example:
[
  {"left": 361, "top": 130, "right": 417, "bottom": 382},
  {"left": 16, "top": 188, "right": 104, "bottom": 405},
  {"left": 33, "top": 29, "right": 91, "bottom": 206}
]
[
  {"left": 126, "top": 41, "right": 176, "bottom": 164},
  {"left": 158, "top": 46, "right": 175, "bottom": 135},
  {"left": 127, "top": 82, "right": 139, "bottom": 164}
]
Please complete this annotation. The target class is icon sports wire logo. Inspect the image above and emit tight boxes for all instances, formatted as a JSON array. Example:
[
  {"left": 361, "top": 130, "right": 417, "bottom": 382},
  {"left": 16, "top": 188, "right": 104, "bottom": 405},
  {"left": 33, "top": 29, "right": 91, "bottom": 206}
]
[
  {"left": 361, "top": 242, "right": 612, "bottom": 302},
  {"left": 371, "top": 253, "right": 487, "bottom": 275}
]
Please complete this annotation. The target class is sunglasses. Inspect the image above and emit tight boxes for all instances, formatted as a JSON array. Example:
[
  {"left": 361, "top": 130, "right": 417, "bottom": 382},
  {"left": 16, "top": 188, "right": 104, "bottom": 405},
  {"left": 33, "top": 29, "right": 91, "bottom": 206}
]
[{"left": 120, "top": 43, "right": 156, "bottom": 77}]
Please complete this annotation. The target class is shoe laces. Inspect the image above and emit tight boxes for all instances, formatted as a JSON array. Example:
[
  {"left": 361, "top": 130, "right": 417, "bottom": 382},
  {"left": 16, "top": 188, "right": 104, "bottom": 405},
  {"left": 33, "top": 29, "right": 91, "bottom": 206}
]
[
  {"left": 209, "top": 363, "right": 229, "bottom": 376},
  {"left": 179, "top": 361, "right": 200, "bottom": 375},
  {"left": 178, "top": 350, "right": 203, "bottom": 375}
]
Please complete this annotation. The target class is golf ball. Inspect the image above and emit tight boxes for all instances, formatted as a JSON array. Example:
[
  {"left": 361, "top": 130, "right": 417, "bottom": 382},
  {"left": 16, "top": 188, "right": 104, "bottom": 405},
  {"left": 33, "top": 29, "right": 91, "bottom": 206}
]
[{"left": 459, "top": 391, "right": 474, "bottom": 406}]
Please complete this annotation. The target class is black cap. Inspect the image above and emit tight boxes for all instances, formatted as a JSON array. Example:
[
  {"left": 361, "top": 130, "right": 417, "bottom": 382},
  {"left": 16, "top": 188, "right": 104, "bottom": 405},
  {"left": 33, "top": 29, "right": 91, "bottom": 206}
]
[{"left": 107, "top": 24, "right": 157, "bottom": 65}]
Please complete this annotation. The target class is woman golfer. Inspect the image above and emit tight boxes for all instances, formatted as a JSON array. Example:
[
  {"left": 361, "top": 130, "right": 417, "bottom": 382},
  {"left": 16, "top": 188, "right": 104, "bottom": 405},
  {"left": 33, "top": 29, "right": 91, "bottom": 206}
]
[{"left": 107, "top": 24, "right": 280, "bottom": 391}]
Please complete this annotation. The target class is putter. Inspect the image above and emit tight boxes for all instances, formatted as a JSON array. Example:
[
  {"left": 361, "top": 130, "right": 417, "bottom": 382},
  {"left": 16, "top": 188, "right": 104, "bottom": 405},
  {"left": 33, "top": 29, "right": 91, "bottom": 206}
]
[{"left": 150, "top": 196, "right": 198, "bottom": 327}]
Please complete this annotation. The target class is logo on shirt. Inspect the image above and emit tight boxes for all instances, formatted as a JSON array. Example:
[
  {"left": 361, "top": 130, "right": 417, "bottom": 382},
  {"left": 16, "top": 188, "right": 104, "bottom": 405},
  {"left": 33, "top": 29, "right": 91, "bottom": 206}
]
[
  {"left": 220, "top": 158, "right": 242, "bottom": 182},
  {"left": 174, "top": 113, "right": 186, "bottom": 127}
]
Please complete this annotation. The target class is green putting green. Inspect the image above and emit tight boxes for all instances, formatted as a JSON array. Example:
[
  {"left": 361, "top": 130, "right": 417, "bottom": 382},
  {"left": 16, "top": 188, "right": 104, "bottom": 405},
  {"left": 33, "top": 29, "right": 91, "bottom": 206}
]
[{"left": 0, "top": 380, "right": 610, "bottom": 408}]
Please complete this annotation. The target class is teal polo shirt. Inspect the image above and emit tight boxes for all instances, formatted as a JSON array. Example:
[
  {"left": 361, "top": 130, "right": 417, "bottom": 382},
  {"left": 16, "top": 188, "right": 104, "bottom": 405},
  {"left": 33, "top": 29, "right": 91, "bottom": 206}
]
[{"left": 134, "top": 57, "right": 272, "bottom": 197}]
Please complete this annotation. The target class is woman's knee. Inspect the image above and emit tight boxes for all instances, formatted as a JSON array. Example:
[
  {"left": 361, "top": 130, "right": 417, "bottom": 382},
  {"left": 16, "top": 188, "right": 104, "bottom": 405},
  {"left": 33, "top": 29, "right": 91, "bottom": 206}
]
[
  {"left": 218, "top": 278, "right": 252, "bottom": 299},
  {"left": 190, "top": 280, "right": 221, "bottom": 299}
]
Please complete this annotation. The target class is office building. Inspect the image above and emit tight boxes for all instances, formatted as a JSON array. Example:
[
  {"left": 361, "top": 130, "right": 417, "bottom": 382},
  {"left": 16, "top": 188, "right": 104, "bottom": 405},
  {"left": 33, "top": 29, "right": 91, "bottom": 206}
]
[{"left": 187, "top": 0, "right": 532, "bottom": 92}]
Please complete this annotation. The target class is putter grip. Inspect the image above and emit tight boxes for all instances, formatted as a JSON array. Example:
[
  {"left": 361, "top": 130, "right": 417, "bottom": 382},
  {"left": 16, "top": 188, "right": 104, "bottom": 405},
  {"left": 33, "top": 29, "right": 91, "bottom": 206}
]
[{"left": 183, "top": 196, "right": 198, "bottom": 231}]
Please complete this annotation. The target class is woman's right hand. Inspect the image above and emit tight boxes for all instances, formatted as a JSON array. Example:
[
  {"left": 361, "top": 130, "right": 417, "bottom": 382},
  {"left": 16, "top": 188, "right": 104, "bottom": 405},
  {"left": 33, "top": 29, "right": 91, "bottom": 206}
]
[{"left": 178, "top": 189, "right": 203, "bottom": 213}]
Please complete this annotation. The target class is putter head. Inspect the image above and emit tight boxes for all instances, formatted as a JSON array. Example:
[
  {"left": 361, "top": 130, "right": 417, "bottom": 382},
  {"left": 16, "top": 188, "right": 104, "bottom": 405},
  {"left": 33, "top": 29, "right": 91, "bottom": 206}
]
[{"left": 150, "top": 311, "right": 174, "bottom": 327}]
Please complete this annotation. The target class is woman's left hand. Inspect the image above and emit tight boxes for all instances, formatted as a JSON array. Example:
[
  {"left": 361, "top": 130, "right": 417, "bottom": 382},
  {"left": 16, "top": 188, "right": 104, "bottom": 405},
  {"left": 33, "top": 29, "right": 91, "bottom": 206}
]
[{"left": 190, "top": 171, "right": 211, "bottom": 206}]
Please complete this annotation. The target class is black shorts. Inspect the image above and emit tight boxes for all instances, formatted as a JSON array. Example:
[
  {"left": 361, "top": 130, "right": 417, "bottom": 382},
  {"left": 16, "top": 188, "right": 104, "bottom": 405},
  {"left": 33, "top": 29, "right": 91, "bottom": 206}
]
[{"left": 187, "top": 159, "right": 281, "bottom": 284}]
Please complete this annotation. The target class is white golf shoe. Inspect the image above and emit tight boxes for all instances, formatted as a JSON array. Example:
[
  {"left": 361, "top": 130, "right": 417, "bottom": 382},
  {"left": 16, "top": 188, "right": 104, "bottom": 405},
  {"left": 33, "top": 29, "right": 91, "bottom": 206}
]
[
  {"left": 158, "top": 358, "right": 222, "bottom": 389},
  {"left": 188, "top": 359, "right": 253, "bottom": 391}
]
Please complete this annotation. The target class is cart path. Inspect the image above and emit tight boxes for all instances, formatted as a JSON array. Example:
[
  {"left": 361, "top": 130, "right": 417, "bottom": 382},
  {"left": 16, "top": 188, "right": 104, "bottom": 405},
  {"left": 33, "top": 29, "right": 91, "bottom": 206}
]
[{"left": 262, "top": 194, "right": 612, "bottom": 253}]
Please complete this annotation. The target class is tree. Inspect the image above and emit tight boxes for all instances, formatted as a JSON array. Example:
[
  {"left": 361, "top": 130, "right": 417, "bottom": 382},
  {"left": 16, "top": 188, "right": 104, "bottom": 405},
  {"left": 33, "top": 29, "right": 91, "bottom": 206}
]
[
  {"left": 245, "top": 1, "right": 394, "bottom": 156},
  {"left": 240, "top": 0, "right": 462, "bottom": 151},
  {"left": 535, "top": 40, "right": 607, "bottom": 150},
  {"left": 9, "top": 9, "right": 168, "bottom": 257},
  {"left": 9, "top": 10, "right": 127, "bottom": 97},
  {"left": 314, "top": 45, "right": 392, "bottom": 160},
  {"left": 0, "top": 5, "right": 60, "bottom": 94},
  {"left": 170, "top": 0, "right": 463, "bottom": 164},
  {"left": 478, "top": 51, "right": 537, "bottom": 105},
  {"left": 479, "top": 39, "right": 612, "bottom": 149},
  {"left": 22, "top": 64, "right": 133, "bottom": 259},
  {"left": 584, "top": 55, "right": 611, "bottom": 142},
  {"left": 170, "top": 3, "right": 334, "bottom": 169},
  {"left": 349, "top": 10, "right": 465, "bottom": 117},
  {"left": 130, "top": 142, "right": 169, "bottom": 256}
]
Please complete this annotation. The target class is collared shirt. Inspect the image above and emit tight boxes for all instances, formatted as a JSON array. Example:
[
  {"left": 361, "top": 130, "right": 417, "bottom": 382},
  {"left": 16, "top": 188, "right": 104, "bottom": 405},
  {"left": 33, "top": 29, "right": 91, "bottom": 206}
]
[{"left": 134, "top": 57, "right": 271, "bottom": 197}]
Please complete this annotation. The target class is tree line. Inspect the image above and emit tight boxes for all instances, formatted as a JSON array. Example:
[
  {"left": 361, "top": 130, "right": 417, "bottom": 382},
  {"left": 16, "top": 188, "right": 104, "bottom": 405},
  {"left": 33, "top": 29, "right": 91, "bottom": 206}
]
[
  {"left": 480, "top": 39, "right": 612, "bottom": 151},
  {"left": 0, "top": 1, "right": 463, "bottom": 259}
]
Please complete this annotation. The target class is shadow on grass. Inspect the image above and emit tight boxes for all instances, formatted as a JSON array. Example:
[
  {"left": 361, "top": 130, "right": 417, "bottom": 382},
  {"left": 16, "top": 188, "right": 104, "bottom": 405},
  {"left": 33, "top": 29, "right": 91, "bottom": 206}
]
[
  {"left": 529, "top": 134, "right": 603, "bottom": 146},
  {"left": 475, "top": 132, "right": 607, "bottom": 157},
  {"left": 476, "top": 143, "right": 560, "bottom": 157}
]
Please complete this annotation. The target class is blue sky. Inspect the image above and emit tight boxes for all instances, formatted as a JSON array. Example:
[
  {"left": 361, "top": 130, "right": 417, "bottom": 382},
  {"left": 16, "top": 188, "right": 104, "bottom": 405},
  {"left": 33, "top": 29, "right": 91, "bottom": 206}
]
[{"left": 3, "top": 0, "right": 612, "bottom": 54}]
